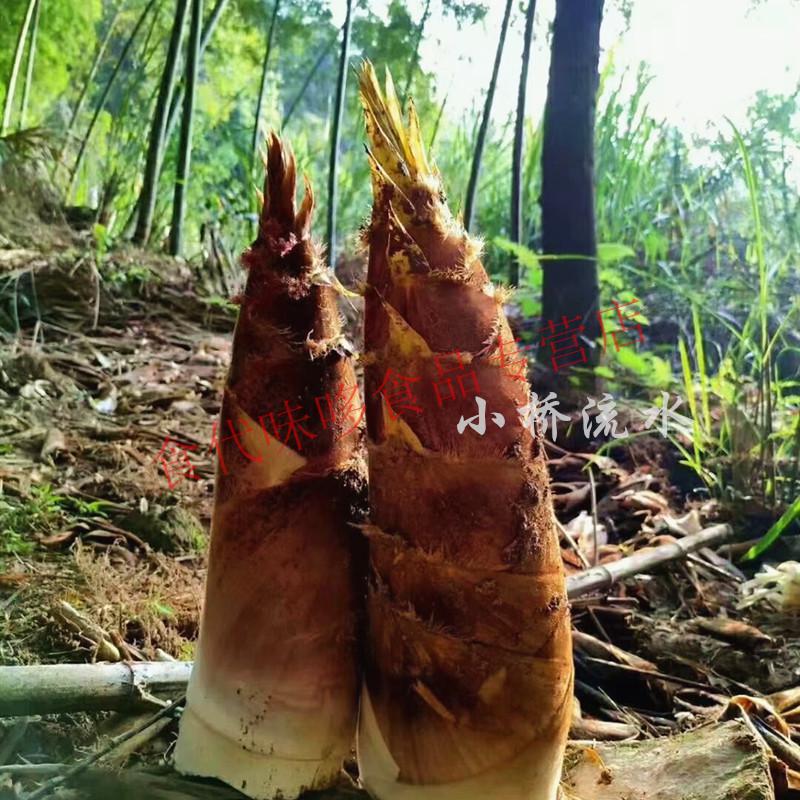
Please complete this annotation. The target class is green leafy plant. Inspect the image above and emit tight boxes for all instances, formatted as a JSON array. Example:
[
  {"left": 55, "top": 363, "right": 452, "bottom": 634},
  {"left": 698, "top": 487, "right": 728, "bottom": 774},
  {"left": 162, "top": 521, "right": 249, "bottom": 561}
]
[
  {"left": 0, "top": 484, "right": 65, "bottom": 558},
  {"left": 92, "top": 222, "right": 111, "bottom": 259},
  {"left": 493, "top": 237, "right": 672, "bottom": 391}
]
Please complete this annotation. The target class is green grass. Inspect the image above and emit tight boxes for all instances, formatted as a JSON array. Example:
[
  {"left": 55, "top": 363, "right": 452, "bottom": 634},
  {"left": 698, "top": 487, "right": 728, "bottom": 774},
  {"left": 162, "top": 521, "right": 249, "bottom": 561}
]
[
  {"left": 743, "top": 495, "right": 800, "bottom": 561},
  {"left": 0, "top": 484, "right": 64, "bottom": 559}
]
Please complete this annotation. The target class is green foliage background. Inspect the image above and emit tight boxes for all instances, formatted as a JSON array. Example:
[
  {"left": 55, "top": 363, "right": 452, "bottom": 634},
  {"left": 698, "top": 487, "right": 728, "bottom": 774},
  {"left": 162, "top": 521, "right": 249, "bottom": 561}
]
[{"left": 0, "top": 0, "right": 102, "bottom": 125}]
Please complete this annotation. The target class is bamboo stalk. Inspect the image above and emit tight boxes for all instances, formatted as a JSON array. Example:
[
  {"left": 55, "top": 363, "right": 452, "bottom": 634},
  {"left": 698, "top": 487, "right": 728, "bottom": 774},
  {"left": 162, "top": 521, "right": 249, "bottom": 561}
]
[
  {"left": 56, "top": 6, "right": 124, "bottom": 171},
  {"left": 122, "top": 0, "right": 229, "bottom": 233},
  {"left": 1, "top": 0, "right": 38, "bottom": 135},
  {"left": 427, "top": 90, "right": 447, "bottom": 150},
  {"left": 19, "top": 0, "right": 41, "bottom": 129},
  {"left": 164, "top": 0, "right": 230, "bottom": 144},
  {"left": 566, "top": 523, "right": 734, "bottom": 599},
  {"left": 462, "top": 0, "right": 514, "bottom": 233},
  {"left": 67, "top": 0, "right": 159, "bottom": 192},
  {"left": 169, "top": 0, "right": 203, "bottom": 256},
  {"left": 281, "top": 27, "right": 340, "bottom": 130},
  {"left": 325, "top": 0, "right": 353, "bottom": 266},
  {"left": 0, "top": 661, "right": 190, "bottom": 716},
  {"left": 133, "top": 0, "right": 191, "bottom": 246},
  {"left": 25, "top": 695, "right": 184, "bottom": 800},
  {"left": 0, "top": 764, "right": 61, "bottom": 778},
  {"left": 250, "top": 0, "right": 281, "bottom": 178},
  {"left": 509, "top": 0, "right": 537, "bottom": 286},
  {"left": 401, "top": 0, "right": 431, "bottom": 104}
]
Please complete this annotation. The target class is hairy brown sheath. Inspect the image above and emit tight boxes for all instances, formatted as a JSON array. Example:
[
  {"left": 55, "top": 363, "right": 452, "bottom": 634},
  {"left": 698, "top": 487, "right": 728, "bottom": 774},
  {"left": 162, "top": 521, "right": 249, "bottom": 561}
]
[
  {"left": 356, "top": 64, "right": 573, "bottom": 800},
  {"left": 175, "top": 134, "right": 366, "bottom": 800}
]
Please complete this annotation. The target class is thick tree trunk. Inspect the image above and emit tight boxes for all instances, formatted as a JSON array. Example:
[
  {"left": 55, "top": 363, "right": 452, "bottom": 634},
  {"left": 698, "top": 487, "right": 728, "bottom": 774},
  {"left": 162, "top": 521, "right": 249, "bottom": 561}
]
[
  {"left": 463, "top": 0, "right": 514, "bottom": 233},
  {"left": 133, "top": 0, "right": 190, "bottom": 246},
  {"left": 540, "top": 0, "right": 604, "bottom": 364},
  {"left": 169, "top": 0, "right": 202, "bottom": 256},
  {"left": 510, "top": 0, "right": 537, "bottom": 286}
]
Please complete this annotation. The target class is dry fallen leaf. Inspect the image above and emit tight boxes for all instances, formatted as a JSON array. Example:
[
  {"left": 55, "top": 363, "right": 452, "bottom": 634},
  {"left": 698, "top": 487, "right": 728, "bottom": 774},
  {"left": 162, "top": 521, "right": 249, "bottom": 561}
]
[
  {"left": 612, "top": 488, "right": 670, "bottom": 513},
  {"left": 693, "top": 617, "right": 773, "bottom": 649}
]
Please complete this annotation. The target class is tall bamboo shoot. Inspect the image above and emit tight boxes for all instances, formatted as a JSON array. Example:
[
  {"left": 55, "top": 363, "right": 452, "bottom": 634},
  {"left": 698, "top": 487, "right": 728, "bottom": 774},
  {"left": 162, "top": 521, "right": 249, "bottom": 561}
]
[
  {"left": 357, "top": 64, "right": 573, "bottom": 800},
  {"left": 174, "top": 134, "right": 366, "bottom": 800}
]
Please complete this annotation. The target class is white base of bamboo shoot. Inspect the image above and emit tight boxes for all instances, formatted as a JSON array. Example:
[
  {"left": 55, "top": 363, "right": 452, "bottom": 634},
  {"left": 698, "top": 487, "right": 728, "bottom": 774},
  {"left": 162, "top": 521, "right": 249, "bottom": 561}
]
[
  {"left": 174, "top": 705, "right": 344, "bottom": 800},
  {"left": 357, "top": 685, "right": 563, "bottom": 800}
]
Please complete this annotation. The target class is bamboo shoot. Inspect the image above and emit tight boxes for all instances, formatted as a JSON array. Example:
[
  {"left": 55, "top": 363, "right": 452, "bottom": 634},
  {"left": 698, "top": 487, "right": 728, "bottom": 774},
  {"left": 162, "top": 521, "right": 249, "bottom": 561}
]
[
  {"left": 357, "top": 64, "right": 573, "bottom": 800},
  {"left": 174, "top": 134, "right": 366, "bottom": 800}
]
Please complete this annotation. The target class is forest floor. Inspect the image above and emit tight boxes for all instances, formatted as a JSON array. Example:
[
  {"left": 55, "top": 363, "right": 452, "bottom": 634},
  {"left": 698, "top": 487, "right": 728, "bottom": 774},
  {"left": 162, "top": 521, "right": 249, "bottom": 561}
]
[{"left": 1, "top": 219, "right": 800, "bottom": 799}]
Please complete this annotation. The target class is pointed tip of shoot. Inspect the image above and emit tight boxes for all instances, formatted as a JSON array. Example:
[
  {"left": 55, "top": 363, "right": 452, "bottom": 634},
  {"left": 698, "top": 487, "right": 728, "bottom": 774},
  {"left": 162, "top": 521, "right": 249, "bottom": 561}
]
[
  {"left": 262, "top": 131, "right": 296, "bottom": 227},
  {"left": 253, "top": 131, "right": 317, "bottom": 242},
  {"left": 358, "top": 61, "right": 432, "bottom": 192}
]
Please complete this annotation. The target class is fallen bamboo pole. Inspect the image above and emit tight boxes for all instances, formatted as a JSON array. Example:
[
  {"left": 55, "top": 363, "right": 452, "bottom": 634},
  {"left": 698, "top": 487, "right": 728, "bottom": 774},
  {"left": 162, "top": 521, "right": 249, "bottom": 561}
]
[
  {"left": 0, "top": 661, "right": 191, "bottom": 716},
  {"left": 565, "top": 522, "right": 734, "bottom": 599},
  {"left": 0, "top": 523, "right": 734, "bottom": 718}
]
